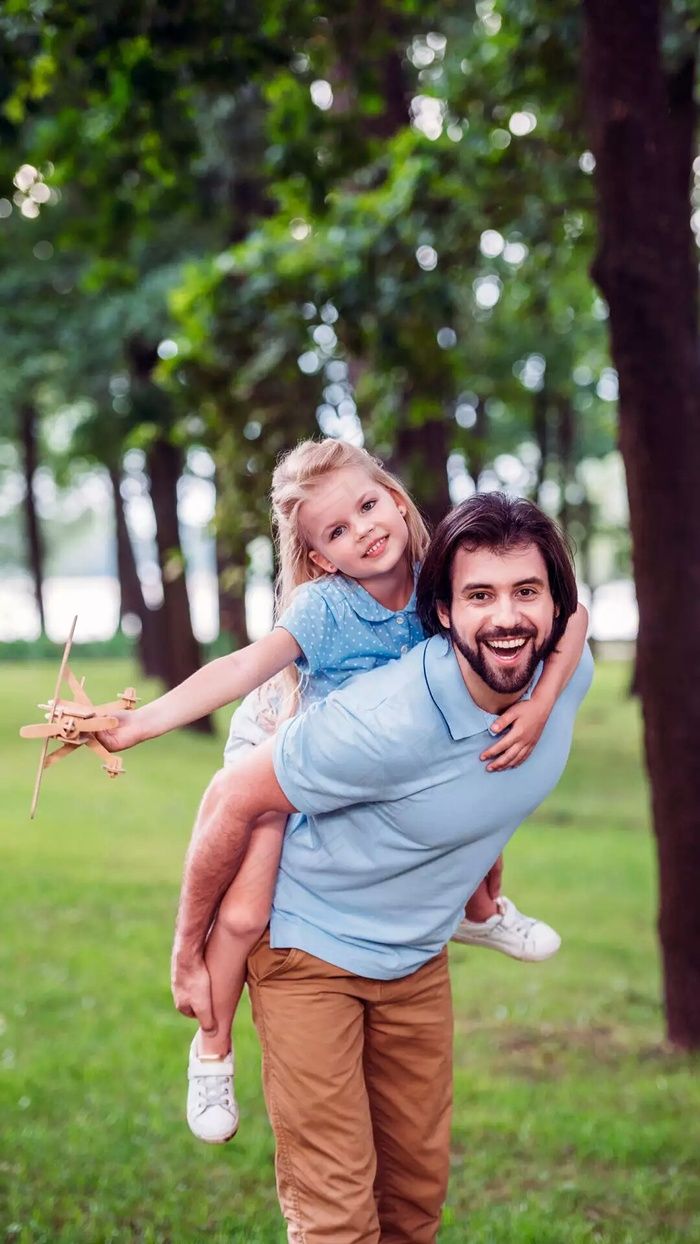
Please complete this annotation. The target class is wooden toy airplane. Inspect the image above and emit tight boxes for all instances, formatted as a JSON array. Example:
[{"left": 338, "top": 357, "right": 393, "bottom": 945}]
[{"left": 19, "top": 616, "right": 139, "bottom": 818}]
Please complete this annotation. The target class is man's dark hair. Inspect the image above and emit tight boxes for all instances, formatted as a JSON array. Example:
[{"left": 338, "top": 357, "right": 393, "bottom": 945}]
[{"left": 416, "top": 492, "right": 578, "bottom": 648}]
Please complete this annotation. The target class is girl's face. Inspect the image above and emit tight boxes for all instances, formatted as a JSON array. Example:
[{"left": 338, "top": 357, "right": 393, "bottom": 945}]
[{"left": 300, "top": 465, "right": 410, "bottom": 585}]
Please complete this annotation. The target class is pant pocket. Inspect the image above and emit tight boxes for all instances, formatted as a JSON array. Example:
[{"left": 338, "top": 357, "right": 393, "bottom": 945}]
[{"left": 247, "top": 937, "right": 301, "bottom": 984}]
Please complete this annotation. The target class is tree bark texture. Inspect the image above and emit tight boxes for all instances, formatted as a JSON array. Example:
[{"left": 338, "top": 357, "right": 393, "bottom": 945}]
[
  {"left": 107, "top": 465, "right": 165, "bottom": 681},
  {"left": 583, "top": 0, "right": 700, "bottom": 1046},
  {"left": 147, "top": 438, "right": 213, "bottom": 734},
  {"left": 18, "top": 403, "right": 45, "bottom": 633},
  {"left": 389, "top": 418, "right": 451, "bottom": 534},
  {"left": 216, "top": 537, "right": 249, "bottom": 650}
]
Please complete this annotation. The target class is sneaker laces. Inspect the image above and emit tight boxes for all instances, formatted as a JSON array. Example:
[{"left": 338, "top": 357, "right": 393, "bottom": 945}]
[
  {"left": 496, "top": 898, "right": 534, "bottom": 938},
  {"left": 195, "top": 1074, "right": 234, "bottom": 1115}
]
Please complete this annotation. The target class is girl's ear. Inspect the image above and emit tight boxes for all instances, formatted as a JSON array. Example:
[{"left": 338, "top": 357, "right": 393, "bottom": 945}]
[
  {"left": 388, "top": 488, "right": 407, "bottom": 516},
  {"left": 308, "top": 549, "right": 337, "bottom": 574}
]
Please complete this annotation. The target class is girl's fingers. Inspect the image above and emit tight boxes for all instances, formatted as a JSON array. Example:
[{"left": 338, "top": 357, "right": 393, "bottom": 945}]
[
  {"left": 487, "top": 745, "right": 529, "bottom": 771},
  {"left": 481, "top": 733, "right": 522, "bottom": 761}
]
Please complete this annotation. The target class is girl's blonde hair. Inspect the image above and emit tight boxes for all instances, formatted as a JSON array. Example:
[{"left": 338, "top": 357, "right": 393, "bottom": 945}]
[{"left": 266, "top": 437, "right": 430, "bottom": 718}]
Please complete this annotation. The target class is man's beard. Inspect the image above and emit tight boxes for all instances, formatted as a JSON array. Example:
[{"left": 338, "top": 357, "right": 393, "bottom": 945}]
[{"left": 449, "top": 621, "right": 556, "bottom": 695}]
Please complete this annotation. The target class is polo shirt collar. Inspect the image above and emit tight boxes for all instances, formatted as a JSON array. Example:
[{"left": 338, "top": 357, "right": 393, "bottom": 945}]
[
  {"left": 422, "top": 634, "right": 541, "bottom": 741},
  {"left": 336, "top": 568, "right": 418, "bottom": 623}
]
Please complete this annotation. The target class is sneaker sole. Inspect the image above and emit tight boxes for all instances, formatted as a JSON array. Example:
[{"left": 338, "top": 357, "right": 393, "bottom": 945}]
[
  {"left": 188, "top": 1119, "right": 240, "bottom": 1145},
  {"left": 450, "top": 934, "right": 561, "bottom": 962}
]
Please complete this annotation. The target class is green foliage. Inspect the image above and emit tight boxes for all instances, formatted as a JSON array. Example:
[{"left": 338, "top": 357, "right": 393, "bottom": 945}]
[{"left": 0, "top": 0, "right": 629, "bottom": 569}]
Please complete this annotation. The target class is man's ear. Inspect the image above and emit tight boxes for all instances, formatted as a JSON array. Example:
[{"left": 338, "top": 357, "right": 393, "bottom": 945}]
[
  {"left": 308, "top": 549, "right": 337, "bottom": 575},
  {"left": 436, "top": 600, "right": 450, "bottom": 632}
]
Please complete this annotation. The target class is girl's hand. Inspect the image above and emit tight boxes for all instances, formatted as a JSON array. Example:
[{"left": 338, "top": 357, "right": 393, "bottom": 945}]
[
  {"left": 96, "top": 709, "right": 147, "bottom": 753},
  {"left": 480, "top": 699, "right": 551, "bottom": 771}
]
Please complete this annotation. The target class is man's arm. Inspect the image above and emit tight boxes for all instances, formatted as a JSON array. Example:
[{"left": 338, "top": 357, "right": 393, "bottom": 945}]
[{"left": 171, "top": 737, "right": 296, "bottom": 1028}]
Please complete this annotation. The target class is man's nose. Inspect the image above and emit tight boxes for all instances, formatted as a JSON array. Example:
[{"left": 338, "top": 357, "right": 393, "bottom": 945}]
[{"left": 491, "top": 595, "right": 520, "bottom": 630}]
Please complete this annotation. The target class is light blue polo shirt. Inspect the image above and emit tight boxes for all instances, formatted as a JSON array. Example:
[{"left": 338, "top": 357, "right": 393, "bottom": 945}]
[
  {"left": 271, "top": 637, "right": 594, "bottom": 980},
  {"left": 277, "top": 572, "right": 424, "bottom": 707}
]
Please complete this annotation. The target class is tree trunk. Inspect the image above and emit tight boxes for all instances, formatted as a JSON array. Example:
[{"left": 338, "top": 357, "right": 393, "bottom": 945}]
[
  {"left": 468, "top": 397, "right": 488, "bottom": 488},
  {"left": 107, "top": 465, "right": 165, "bottom": 681},
  {"left": 147, "top": 438, "right": 213, "bottom": 734},
  {"left": 216, "top": 537, "right": 249, "bottom": 651},
  {"left": 583, "top": 0, "right": 700, "bottom": 1047},
  {"left": 389, "top": 417, "right": 451, "bottom": 533},
  {"left": 533, "top": 389, "right": 549, "bottom": 498},
  {"left": 556, "top": 396, "right": 575, "bottom": 534},
  {"left": 18, "top": 403, "right": 45, "bottom": 633}
]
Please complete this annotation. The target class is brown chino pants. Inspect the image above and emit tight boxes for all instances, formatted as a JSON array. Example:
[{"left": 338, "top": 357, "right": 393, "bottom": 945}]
[{"left": 247, "top": 932, "right": 453, "bottom": 1244}]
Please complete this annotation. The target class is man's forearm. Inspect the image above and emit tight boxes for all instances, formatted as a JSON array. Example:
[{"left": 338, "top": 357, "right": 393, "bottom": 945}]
[
  {"left": 172, "top": 739, "right": 296, "bottom": 978},
  {"left": 172, "top": 769, "right": 258, "bottom": 966}
]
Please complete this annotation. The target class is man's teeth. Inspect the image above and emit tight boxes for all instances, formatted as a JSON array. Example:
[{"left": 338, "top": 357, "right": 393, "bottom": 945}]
[{"left": 487, "top": 638, "right": 527, "bottom": 650}]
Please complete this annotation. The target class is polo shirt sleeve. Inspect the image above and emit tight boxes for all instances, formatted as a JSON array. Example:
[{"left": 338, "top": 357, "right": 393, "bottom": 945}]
[
  {"left": 276, "top": 582, "right": 337, "bottom": 675},
  {"left": 273, "top": 691, "right": 403, "bottom": 815}
]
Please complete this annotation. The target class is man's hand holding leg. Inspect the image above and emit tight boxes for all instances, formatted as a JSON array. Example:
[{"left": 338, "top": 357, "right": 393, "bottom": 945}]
[
  {"left": 171, "top": 951, "right": 216, "bottom": 1035},
  {"left": 170, "top": 740, "right": 297, "bottom": 1025}
]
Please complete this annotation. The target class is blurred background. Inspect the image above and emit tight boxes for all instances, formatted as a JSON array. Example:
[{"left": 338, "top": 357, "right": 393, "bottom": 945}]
[
  {"left": 0, "top": 1, "right": 636, "bottom": 667},
  {"left": 1, "top": 2, "right": 699, "bottom": 1241}
]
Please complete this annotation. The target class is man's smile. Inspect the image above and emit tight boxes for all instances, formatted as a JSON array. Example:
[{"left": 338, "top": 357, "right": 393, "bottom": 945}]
[{"left": 479, "top": 633, "right": 535, "bottom": 666}]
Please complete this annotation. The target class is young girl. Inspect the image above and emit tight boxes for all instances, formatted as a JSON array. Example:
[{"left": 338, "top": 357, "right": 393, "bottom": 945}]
[{"left": 102, "top": 438, "right": 588, "bottom": 1145}]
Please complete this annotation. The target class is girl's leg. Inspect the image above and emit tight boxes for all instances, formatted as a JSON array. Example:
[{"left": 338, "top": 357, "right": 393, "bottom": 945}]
[
  {"left": 453, "top": 852, "right": 561, "bottom": 961},
  {"left": 199, "top": 811, "right": 286, "bottom": 1058},
  {"left": 464, "top": 853, "right": 502, "bottom": 921}
]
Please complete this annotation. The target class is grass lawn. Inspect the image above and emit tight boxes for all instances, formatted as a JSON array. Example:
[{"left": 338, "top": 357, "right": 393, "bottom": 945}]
[{"left": 1, "top": 658, "right": 698, "bottom": 1243}]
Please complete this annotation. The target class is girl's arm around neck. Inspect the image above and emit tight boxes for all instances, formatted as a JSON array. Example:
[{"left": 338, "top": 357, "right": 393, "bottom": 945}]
[
  {"left": 102, "top": 626, "right": 302, "bottom": 750},
  {"left": 531, "top": 602, "right": 589, "bottom": 708}
]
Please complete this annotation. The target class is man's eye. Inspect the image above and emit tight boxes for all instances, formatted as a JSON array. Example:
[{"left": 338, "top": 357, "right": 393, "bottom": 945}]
[
  {"left": 518, "top": 588, "right": 536, "bottom": 598},
  {"left": 469, "top": 593, "right": 488, "bottom": 602}
]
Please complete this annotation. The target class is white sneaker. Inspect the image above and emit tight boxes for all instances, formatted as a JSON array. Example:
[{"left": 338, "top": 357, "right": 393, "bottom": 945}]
[
  {"left": 186, "top": 1034, "right": 239, "bottom": 1144},
  {"left": 451, "top": 896, "right": 561, "bottom": 962}
]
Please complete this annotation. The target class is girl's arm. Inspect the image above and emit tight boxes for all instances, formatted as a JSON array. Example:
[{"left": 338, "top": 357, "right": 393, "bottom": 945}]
[
  {"left": 99, "top": 627, "right": 302, "bottom": 751},
  {"left": 480, "top": 602, "right": 589, "bottom": 771}
]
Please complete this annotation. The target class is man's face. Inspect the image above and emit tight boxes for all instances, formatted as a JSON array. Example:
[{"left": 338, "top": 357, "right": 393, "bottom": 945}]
[{"left": 436, "top": 542, "right": 557, "bottom": 697}]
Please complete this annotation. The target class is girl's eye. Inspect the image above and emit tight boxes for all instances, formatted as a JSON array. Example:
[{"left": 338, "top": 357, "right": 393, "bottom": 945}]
[
  {"left": 361, "top": 499, "right": 376, "bottom": 512},
  {"left": 329, "top": 526, "right": 344, "bottom": 540}
]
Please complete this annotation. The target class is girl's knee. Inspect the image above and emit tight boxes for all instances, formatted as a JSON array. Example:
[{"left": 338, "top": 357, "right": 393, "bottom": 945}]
[{"left": 217, "top": 891, "right": 271, "bottom": 943}]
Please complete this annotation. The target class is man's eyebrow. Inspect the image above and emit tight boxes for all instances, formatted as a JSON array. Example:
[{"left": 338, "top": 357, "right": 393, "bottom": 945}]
[{"left": 460, "top": 576, "right": 546, "bottom": 592}]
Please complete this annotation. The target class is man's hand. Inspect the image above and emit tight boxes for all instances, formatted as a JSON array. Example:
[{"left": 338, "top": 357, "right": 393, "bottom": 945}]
[
  {"left": 480, "top": 698, "right": 551, "bottom": 771},
  {"left": 171, "top": 951, "right": 216, "bottom": 1036}
]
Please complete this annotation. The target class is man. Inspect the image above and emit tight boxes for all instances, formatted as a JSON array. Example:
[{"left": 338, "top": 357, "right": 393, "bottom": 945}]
[{"left": 172, "top": 493, "right": 593, "bottom": 1244}]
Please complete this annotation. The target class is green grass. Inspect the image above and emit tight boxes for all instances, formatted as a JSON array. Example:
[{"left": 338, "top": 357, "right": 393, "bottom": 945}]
[{"left": 1, "top": 659, "right": 698, "bottom": 1243}]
